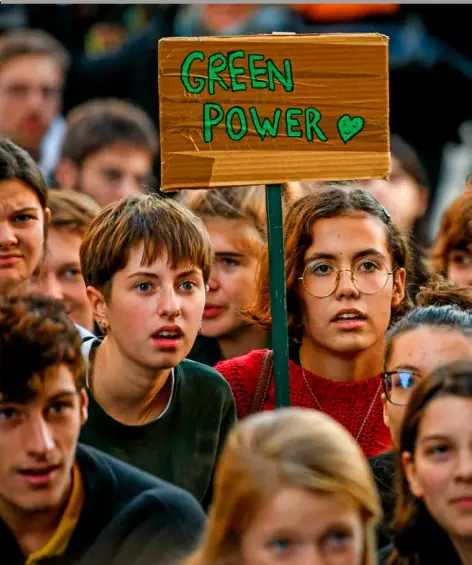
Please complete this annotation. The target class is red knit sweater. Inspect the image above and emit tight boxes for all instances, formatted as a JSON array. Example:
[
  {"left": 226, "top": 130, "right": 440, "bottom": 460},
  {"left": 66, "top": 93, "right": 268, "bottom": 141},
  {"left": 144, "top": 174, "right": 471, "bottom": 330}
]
[{"left": 215, "top": 348, "right": 392, "bottom": 458}]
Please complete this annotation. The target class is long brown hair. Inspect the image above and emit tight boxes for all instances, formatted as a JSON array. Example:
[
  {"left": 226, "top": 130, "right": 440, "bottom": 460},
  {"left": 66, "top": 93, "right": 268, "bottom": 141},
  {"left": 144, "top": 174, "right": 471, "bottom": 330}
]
[
  {"left": 185, "top": 408, "right": 381, "bottom": 565},
  {"left": 245, "top": 184, "right": 413, "bottom": 335},
  {"left": 389, "top": 361, "right": 472, "bottom": 564}
]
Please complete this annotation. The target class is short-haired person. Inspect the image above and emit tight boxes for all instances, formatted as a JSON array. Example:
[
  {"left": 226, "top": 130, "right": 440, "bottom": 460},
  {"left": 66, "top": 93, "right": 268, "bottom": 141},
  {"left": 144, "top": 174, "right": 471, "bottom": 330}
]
[
  {"left": 0, "top": 293, "right": 206, "bottom": 565},
  {"left": 0, "top": 138, "right": 50, "bottom": 295},
  {"left": 30, "top": 190, "right": 100, "bottom": 332},
  {"left": 55, "top": 98, "right": 158, "bottom": 207},
  {"left": 78, "top": 193, "right": 237, "bottom": 507},
  {"left": 0, "top": 29, "right": 68, "bottom": 164},
  {"left": 383, "top": 361, "right": 472, "bottom": 564},
  {"left": 369, "top": 280, "right": 472, "bottom": 549},
  {"left": 216, "top": 185, "right": 410, "bottom": 458}
]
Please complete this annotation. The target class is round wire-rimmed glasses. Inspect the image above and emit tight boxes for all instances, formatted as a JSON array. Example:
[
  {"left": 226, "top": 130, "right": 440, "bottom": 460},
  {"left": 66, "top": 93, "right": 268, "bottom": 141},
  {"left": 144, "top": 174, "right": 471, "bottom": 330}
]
[
  {"left": 381, "top": 370, "right": 422, "bottom": 406},
  {"left": 297, "top": 259, "right": 396, "bottom": 298}
]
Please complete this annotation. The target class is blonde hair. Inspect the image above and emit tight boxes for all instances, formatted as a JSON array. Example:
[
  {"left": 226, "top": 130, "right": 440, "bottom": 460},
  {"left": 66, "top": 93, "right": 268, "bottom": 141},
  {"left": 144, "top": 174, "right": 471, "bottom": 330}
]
[
  {"left": 185, "top": 408, "right": 381, "bottom": 565},
  {"left": 49, "top": 190, "right": 100, "bottom": 236},
  {"left": 182, "top": 183, "right": 303, "bottom": 245}
]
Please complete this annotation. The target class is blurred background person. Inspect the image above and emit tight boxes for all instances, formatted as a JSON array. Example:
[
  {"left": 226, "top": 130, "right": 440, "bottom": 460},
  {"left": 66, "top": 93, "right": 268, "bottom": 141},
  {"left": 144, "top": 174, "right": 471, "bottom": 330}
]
[
  {"left": 362, "top": 134, "right": 431, "bottom": 297},
  {"left": 186, "top": 408, "right": 381, "bottom": 565},
  {"left": 29, "top": 190, "right": 100, "bottom": 332},
  {"left": 385, "top": 361, "right": 472, "bottom": 564},
  {"left": 0, "top": 29, "right": 68, "bottom": 179},
  {"left": 54, "top": 98, "right": 158, "bottom": 208},
  {"left": 0, "top": 138, "right": 49, "bottom": 295},
  {"left": 429, "top": 184, "right": 472, "bottom": 287},
  {"left": 183, "top": 184, "right": 301, "bottom": 366}
]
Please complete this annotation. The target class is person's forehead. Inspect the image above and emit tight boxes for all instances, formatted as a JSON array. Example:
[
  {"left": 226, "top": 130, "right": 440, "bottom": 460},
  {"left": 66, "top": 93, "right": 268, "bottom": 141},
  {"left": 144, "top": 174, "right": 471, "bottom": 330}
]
[
  {"left": 391, "top": 326, "right": 472, "bottom": 366},
  {"left": 85, "top": 143, "right": 152, "bottom": 167},
  {"left": 305, "top": 215, "right": 388, "bottom": 256},
  {"left": 0, "top": 54, "right": 63, "bottom": 81},
  {"left": 123, "top": 243, "right": 202, "bottom": 275},
  {"left": 0, "top": 179, "right": 41, "bottom": 209}
]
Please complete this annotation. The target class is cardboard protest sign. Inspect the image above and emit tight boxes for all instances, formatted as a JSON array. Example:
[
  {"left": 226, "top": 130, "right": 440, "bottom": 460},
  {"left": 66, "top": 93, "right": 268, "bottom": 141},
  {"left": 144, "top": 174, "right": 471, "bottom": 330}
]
[{"left": 158, "top": 33, "right": 390, "bottom": 191}]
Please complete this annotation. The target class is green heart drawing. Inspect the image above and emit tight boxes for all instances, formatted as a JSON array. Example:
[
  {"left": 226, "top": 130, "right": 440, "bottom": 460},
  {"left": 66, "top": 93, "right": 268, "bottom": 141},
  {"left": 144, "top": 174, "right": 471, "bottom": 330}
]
[{"left": 337, "top": 115, "right": 365, "bottom": 144}]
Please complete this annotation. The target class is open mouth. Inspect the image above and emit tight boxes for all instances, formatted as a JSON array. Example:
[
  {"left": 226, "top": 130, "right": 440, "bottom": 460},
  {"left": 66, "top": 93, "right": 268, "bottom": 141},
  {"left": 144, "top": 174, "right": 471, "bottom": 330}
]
[
  {"left": 152, "top": 329, "right": 183, "bottom": 340},
  {"left": 332, "top": 312, "right": 367, "bottom": 323}
]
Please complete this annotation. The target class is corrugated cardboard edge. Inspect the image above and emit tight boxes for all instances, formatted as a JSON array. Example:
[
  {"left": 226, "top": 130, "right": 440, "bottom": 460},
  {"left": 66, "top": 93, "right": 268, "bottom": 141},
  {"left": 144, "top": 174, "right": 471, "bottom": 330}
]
[{"left": 157, "top": 32, "right": 390, "bottom": 191}]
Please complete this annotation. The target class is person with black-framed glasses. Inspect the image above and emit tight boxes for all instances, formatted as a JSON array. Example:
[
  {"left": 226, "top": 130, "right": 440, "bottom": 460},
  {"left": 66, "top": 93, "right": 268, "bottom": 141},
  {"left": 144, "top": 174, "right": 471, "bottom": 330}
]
[{"left": 369, "top": 279, "right": 472, "bottom": 551}]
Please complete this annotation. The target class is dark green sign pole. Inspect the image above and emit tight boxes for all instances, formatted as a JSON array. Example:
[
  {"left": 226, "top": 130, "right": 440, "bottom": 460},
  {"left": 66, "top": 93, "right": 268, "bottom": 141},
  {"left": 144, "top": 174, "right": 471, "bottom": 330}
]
[{"left": 265, "top": 184, "right": 290, "bottom": 408}]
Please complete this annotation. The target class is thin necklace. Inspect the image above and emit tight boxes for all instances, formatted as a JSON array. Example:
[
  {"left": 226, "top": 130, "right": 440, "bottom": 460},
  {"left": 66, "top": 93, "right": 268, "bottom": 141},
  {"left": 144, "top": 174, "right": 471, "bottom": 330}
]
[{"left": 299, "top": 358, "right": 381, "bottom": 442}]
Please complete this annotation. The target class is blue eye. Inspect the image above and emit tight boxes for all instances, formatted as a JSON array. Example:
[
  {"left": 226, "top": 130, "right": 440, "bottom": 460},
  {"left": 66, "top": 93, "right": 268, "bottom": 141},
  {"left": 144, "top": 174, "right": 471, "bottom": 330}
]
[
  {"left": 0, "top": 407, "right": 19, "bottom": 421},
  {"left": 179, "top": 280, "right": 197, "bottom": 292},
  {"left": 135, "top": 282, "right": 152, "bottom": 293},
  {"left": 269, "top": 537, "right": 293, "bottom": 552}
]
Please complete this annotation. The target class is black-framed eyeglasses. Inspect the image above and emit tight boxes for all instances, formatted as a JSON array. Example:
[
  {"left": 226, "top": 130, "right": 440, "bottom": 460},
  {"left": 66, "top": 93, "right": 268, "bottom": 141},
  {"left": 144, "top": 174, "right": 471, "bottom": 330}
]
[
  {"left": 298, "top": 258, "right": 395, "bottom": 298},
  {"left": 381, "top": 370, "right": 422, "bottom": 406}
]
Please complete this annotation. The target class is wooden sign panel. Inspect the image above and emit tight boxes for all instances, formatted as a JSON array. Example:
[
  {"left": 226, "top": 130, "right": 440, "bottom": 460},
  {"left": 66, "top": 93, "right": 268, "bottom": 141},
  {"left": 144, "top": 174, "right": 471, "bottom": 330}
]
[{"left": 158, "top": 33, "right": 390, "bottom": 191}]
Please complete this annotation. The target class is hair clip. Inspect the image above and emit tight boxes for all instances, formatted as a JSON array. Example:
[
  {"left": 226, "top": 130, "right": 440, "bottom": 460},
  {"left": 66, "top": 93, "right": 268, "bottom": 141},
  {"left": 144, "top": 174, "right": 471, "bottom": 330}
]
[{"left": 380, "top": 205, "right": 391, "bottom": 220}]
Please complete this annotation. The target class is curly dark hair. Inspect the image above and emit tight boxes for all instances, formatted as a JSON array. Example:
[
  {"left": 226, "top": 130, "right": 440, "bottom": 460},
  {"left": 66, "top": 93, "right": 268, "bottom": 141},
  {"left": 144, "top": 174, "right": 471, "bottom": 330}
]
[{"left": 0, "top": 294, "right": 85, "bottom": 401}]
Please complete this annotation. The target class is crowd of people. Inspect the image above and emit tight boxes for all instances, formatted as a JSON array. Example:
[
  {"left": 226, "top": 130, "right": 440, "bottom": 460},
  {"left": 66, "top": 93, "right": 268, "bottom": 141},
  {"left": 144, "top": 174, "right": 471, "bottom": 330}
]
[{"left": 0, "top": 12, "right": 471, "bottom": 565}]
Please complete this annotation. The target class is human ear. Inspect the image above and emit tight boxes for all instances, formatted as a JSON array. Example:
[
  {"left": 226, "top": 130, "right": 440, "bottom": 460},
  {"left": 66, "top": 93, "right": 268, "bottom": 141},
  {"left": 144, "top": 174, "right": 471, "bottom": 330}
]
[
  {"left": 79, "top": 388, "right": 89, "bottom": 425},
  {"left": 391, "top": 268, "right": 406, "bottom": 309},
  {"left": 86, "top": 286, "right": 109, "bottom": 332},
  {"left": 55, "top": 158, "right": 80, "bottom": 191},
  {"left": 402, "top": 451, "right": 424, "bottom": 499}
]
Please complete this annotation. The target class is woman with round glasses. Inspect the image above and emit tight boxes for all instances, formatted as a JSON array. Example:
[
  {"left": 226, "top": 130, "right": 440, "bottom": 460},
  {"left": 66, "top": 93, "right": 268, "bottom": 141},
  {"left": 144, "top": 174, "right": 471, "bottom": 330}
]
[
  {"left": 369, "top": 279, "right": 472, "bottom": 550},
  {"left": 215, "top": 185, "right": 410, "bottom": 458}
]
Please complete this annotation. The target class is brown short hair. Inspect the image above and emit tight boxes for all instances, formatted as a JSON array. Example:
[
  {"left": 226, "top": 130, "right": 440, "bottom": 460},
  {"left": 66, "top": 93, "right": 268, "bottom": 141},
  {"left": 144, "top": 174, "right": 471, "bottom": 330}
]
[
  {"left": 80, "top": 193, "right": 214, "bottom": 299},
  {"left": 0, "top": 293, "right": 85, "bottom": 401},
  {"left": 429, "top": 186, "right": 472, "bottom": 275},
  {"left": 246, "top": 184, "right": 412, "bottom": 334},
  {"left": 61, "top": 99, "right": 158, "bottom": 167},
  {"left": 0, "top": 137, "right": 48, "bottom": 210},
  {"left": 0, "top": 29, "right": 69, "bottom": 73},
  {"left": 48, "top": 190, "right": 100, "bottom": 237}
]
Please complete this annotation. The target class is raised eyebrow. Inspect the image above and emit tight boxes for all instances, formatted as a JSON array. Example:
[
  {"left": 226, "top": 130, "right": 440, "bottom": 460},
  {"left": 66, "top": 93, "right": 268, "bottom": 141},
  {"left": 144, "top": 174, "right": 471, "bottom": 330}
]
[
  {"left": 126, "top": 271, "right": 159, "bottom": 280},
  {"left": 177, "top": 269, "right": 203, "bottom": 278}
]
